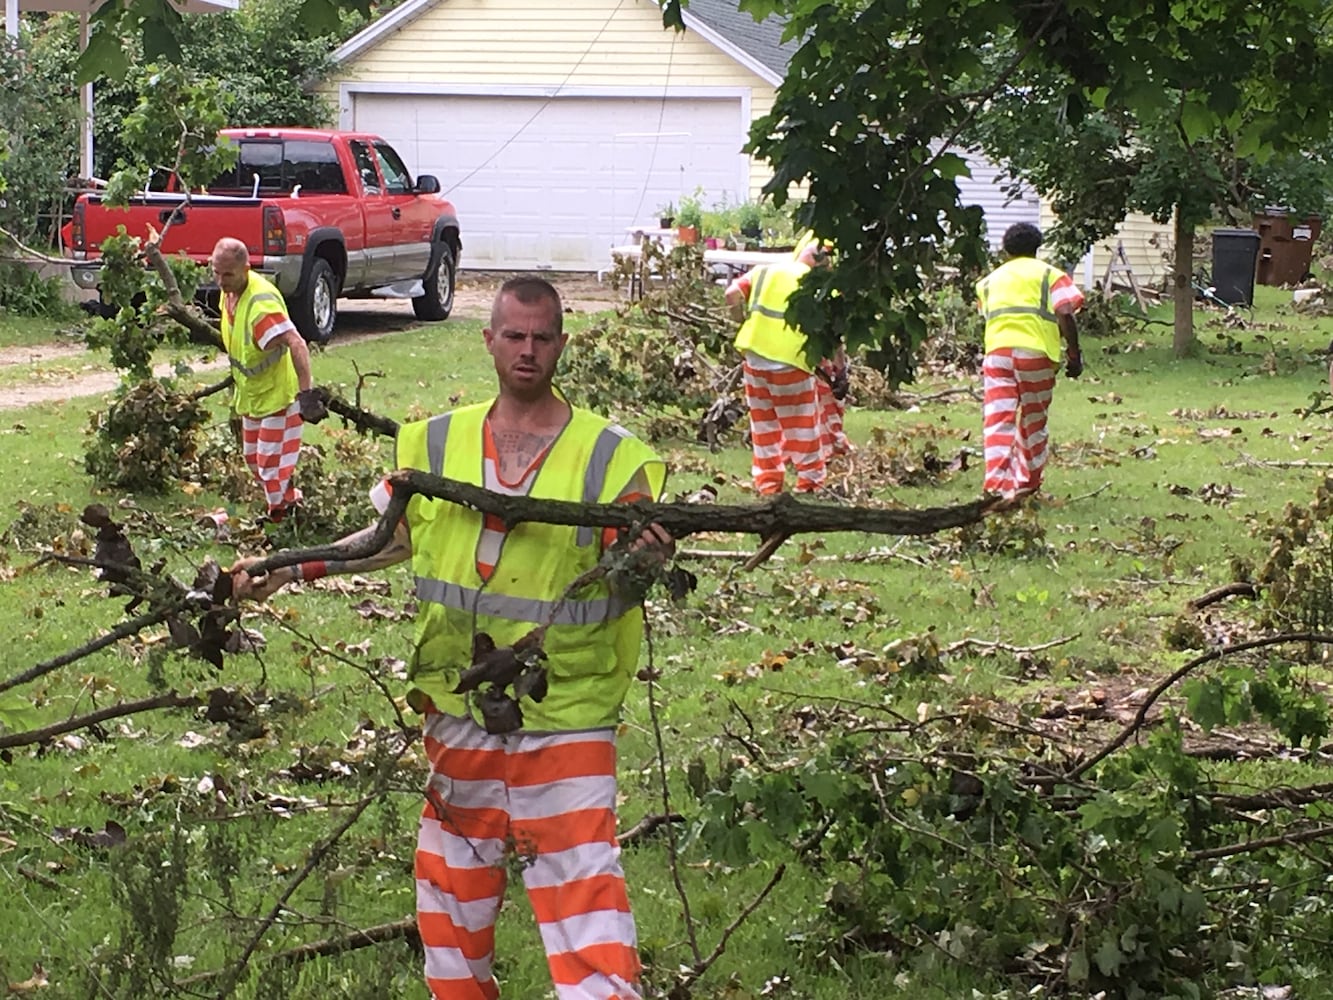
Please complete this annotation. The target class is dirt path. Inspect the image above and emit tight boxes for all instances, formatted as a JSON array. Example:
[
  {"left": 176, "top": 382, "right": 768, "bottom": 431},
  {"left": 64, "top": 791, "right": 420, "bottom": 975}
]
[{"left": 0, "top": 273, "right": 621, "bottom": 411}]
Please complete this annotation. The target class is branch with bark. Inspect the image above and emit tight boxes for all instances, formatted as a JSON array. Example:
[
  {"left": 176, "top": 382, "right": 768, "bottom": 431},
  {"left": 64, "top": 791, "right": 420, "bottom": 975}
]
[{"left": 243, "top": 469, "right": 1001, "bottom": 578}]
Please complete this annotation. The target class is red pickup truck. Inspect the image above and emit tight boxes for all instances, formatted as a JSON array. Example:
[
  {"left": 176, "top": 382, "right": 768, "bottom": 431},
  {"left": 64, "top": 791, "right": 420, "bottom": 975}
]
[{"left": 68, "top": 127, "right": 461, "bottom": 342}]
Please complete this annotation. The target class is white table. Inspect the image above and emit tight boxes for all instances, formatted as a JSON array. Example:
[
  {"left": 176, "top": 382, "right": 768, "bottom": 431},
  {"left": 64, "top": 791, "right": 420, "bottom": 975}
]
[{"left": 608, "top": 244, "right": 794, "bottom": 298}]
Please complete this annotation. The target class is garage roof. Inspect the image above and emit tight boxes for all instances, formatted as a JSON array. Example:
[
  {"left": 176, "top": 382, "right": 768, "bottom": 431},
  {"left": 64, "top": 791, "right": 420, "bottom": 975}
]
[{"left": 332, "top": 0, "right": 795, "bottom": 87}]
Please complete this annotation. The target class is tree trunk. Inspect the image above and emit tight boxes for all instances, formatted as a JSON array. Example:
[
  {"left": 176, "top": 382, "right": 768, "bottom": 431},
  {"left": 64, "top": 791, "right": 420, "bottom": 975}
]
[{"left": 1172, "top": 209, "right": 1195, "bottom": 357}]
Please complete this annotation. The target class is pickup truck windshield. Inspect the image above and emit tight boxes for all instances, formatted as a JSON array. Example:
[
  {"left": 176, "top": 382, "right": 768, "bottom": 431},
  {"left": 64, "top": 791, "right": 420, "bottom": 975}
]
[{"left": 207, "top": 140, "right": 346, "bottom": 195}]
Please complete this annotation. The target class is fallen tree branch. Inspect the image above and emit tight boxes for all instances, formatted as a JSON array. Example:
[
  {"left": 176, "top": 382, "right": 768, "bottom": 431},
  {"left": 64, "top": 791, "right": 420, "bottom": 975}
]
[
  {"left": 1067, "top": 632, "right": 1333, "bottom": 781},
  {"left": 244, "top": 470, "right": 1000, "bottom": 577},
  {"left": 942, "top": 634, "right": 1079, "bottom": 657},
  {"left": 175, "top": 917, "right": 420, "bottom": 988},
  {"left": 212, "top": 739, "right": 412, "bottom": 1000},
  {"left": 0, "top": 227, "right": 73, "bottom": 266},
  {"left": 0, "top": 602, "right": 184, "bottom": 696},
  {"left": 141, "top": 239, "right": 225, "bottom": 351},
  {"left": 190, "top": 375, "right": 234, "bottom": 401},
  {"left": 1187, "top": 581, "right": 1260, "bottom": 611},
  {"left": 618, "top": 811, "right": 686, "bottom": 847},
  {"left": 1190, "top": 823, "right": 1333, "bottom": 862},
  {"left": 673, "top": 862, "right": 787, "bottom": 992},
  {"left": 323, "top": 391, "right": 400, "bottom": 438},
  {"left": 0, "top": 690, "right": 201, "bottom": 750}
]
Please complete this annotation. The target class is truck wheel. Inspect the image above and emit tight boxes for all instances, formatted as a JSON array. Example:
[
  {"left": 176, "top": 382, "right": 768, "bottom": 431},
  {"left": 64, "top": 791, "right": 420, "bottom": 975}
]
[
  {"left": 413, "top": 244, "right": 455, "bottom": 321},
  {"left": 292, "top": 258, "right": 339, "bottom": 342}
]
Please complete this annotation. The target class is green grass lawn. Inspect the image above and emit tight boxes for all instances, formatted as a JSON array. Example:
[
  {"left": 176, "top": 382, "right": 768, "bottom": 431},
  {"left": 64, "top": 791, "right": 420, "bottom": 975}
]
[{"left": 2, "top": 290, "right": 1333, "bottom": 999}]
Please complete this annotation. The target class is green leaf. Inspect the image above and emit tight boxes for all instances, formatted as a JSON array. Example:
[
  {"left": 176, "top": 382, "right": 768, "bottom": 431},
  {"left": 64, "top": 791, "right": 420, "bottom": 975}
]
[
  {"left": 933, "top": 151, "right": 972, "bottom": 180},
  {"left": 1068, "top": 945, "right": 1090, "bottom": 983},
  {"left": 77, "top": 28, "right": 133, "bottom": 83},
  {"left": 1184, "top": 677, "right": 1227, "bottom": 731},
  {"left": 0, "top": 692, "right": 40, "bottom": 732},
  {"left": 1179, "top": 101, "right": 1215, "bottom": 143},
  {"left": 1093, "top": 931, "right": 1124, "bottom": 977}
]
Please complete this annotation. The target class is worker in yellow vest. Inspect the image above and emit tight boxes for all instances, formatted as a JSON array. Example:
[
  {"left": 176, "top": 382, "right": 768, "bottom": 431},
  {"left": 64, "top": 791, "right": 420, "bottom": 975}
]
[
  {"left": 211, "top": 237, "right": 324, "bottom": 522},
  {"left": 232, "top": 276, "right": 671, "bottom": 1000},
  {"left": 976, "top": 223, "right": 1084, "bottom": 505},
  {"left": 724, "top": 241, "right": 849, "bottom": 495}
]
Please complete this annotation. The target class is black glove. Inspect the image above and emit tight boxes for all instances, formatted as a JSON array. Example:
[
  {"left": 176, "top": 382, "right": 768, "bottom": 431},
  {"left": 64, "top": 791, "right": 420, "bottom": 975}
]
[
  {"left": 296, "top": 388, "right": 328, "bottom": 424},
  {"left": 1065, "top": 350, "right": 1084, "bottom": 379},
  {"left": 830, "top": 369, "right": 850, "bottom": 401}
]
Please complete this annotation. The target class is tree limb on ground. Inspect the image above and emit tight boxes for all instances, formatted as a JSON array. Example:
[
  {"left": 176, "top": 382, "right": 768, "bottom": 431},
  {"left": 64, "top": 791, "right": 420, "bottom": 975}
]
[
  {"left": 1188, "top": 581, "right": 1260, "bottom": 611},
  {"left": 242, "top": 470, "right": 1000, "bottom": 578},
  {"left": 0, "top": 227, "right": 74, "bottom": 266},
  {"left": 0, "top": 690, "right": 201, "bottom": 750},
  {"left": 1067, "top": 632, "right": 1333, "bottom": 781},
  {"left": 141, "top": 237, "right": 225, "bottom": 351},
  {"left": 0, "top": 602, "right": 185, "bottom": 696},
  {"left": 175, "top": 917, "right": 421, "bottom": 988}
]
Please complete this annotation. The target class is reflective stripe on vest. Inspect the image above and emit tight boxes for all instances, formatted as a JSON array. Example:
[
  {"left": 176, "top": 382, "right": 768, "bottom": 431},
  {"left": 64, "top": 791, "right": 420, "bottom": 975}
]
[
  {"left": 747, "top": 266, "right": 788, "bottom": 321},
  {"left": 228, "top": 342, "right": 288, "bottom": 377},
  {"left": 980, "top": 269, "right": 1056, "bottom": 324},
  {"left": 414, "top": 577, "right": 631, "bottom": 626}
]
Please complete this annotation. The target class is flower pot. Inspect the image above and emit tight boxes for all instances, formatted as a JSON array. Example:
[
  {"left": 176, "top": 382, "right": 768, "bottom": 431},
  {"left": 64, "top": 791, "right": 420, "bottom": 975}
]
[
  {"left": 704, "top": 237, "right": 720, "bottom": 250},
  {"left": 659, "top": 216, "right": 674, "bottom": 229},
  {"left": 676, "top": 225, "right": 699, "bottom": 245}
]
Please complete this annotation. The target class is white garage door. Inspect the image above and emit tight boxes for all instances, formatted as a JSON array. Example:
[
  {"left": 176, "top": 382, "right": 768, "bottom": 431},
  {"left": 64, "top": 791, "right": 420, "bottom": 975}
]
[{"left": 351, "top": 92, "right": 750, "bottom": 271}]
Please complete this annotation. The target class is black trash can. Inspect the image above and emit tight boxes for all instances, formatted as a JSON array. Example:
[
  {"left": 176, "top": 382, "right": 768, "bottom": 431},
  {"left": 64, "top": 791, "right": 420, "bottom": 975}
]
[{"left": 1211, "top": 228, "right": 1261, "bottom": 306}]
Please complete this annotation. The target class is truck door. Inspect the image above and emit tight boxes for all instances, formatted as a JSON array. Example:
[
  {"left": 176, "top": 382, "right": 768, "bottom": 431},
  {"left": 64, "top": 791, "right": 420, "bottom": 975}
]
[
  {"left": 348, "top": 140, "right": 398, "bottom": 284},
  {"left": 374, "top": 141, "right": 434, "bottom": 281}
]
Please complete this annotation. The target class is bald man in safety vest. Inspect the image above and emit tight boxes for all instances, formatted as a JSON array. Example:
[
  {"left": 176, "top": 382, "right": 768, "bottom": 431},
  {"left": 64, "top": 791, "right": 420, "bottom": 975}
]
[
  {"left": 233, "top": 276, "right": 672, "bottom": 1000},
  {"left": 976, "top": 222, "right": 1084, "bottom": 505},
  {"left": 211, "top": 237, "right": 323, "bottom": 521},
  {"left": 724, "top": 242, "right": 849, "bottom": 495}
]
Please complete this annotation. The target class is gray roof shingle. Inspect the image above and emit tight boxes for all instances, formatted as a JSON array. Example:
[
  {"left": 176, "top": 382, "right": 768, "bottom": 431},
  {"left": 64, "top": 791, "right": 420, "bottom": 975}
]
[{"left": 686, "top": 0, "right": 797, "bottom": 77}]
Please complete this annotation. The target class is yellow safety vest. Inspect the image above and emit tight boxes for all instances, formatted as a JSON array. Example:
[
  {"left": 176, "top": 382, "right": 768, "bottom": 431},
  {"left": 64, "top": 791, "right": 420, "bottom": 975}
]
[
  {"left": 734, "top": 260, "right": 814, "bottom": 372},
  {"left": 976, "top": 256, "right": 1068, "bottom": 361},
  {"left": 396, "top": 401, "right": 666, "bottom": 732},
  {"left": 221, "top": 271, "right": 298, "bottom": 417}
]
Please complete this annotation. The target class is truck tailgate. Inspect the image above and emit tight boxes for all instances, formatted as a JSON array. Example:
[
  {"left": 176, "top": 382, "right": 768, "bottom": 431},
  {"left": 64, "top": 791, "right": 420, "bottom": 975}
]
[{"left": 81, "top": 194, "right": 267, "bottom": 262}]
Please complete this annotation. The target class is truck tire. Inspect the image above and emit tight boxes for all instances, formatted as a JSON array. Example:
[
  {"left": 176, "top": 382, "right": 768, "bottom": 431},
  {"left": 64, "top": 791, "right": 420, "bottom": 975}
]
[
  {"left": 413, "top": 243, "right": 456, "bottom": 321},
  {"left": 292, "top": 258, "right": 339, "bottom": 343}
]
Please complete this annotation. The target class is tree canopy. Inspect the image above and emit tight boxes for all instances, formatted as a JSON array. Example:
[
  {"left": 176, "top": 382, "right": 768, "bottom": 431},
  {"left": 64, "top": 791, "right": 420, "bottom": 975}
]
[{"left": 742, "top": 0, "right": 1333, "bottom": 375}]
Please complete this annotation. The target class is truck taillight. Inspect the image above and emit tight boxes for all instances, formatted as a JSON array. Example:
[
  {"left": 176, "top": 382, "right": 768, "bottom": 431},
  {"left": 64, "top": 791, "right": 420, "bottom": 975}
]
[
  {"left": 72, "top": 202, "right": 86, "bottom": 252},
  {"left": 262, "top": 206, "right": 287, "bottom": 255}
]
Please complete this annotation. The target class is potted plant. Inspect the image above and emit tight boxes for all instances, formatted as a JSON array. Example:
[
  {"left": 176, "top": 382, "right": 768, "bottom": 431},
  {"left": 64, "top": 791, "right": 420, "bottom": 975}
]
[
  {"left": 658, "top": 202, "right": 675, "bottom": 229},
  {"left": 737, "top": 200, "right": 763, "bottom": 239},
  {"left": 676, "top": 193, "right": 702, "bottom": 245}
]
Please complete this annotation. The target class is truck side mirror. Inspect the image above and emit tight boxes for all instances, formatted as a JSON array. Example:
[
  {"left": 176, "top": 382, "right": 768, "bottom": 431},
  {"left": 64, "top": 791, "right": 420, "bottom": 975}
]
[{"left": 414, "top": 174, "right": 441, "bottom": 195}]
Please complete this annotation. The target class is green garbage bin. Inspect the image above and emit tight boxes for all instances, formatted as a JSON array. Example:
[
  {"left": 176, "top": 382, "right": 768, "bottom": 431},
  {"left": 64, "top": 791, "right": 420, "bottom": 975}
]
[{"left": 1211, "top": 228, "right": 1261, "bottom": 306}]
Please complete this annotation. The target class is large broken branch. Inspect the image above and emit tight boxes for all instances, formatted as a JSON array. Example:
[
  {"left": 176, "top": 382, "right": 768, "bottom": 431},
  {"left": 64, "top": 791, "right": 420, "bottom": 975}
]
[
  {"left": 1068, "top": 632, "right": 1333, "bottom": 781},
  {"left": 244, "top": 469, "right": 1000, "bottom": 576},
  {"left": 141, "top": 238, "right": 225, "bottom": 351},
  {"left": 0, "top": 602, "right": 185, "bottom": 696},
  {"left": 0, "top": 690, "right": 201, "bottom": 750}
]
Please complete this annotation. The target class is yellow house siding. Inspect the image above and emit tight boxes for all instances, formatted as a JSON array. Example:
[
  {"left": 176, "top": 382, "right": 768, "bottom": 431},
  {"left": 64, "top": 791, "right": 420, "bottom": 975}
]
[
  {"left": 332, "top": 0, "right": 777, "bottom": 197},
  {"left": 1039, "top": 204, "right": 1174, "bottom": 291}
]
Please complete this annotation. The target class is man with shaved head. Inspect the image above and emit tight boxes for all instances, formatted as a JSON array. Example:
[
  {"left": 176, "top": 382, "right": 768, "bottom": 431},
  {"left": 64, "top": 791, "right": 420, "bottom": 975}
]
[{"left": 210, "top": 237, "right": 322, "bottom": 522}]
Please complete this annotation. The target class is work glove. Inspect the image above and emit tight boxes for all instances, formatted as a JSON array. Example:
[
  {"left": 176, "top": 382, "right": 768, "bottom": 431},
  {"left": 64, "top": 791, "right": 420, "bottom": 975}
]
[
  {"left": 830, "top": 368, "right": 850, "bottom": 401},
  {"left": 296, "top": 388, "right": 329, "bottom": 424},
  {"left": 1065, "top": 350, "right": 1084, "bottom": 379}
]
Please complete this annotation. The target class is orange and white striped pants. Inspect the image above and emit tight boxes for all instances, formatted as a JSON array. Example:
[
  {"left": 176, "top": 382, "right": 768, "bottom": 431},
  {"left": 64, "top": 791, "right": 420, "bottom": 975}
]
[
  {"left": 240, "top": 399, "right": 303, "bottom": 515},
  {"left": 742, "top": 356, "right": 825, "bottom": 494},
  {"left": 982, "top": 347, "right": 1056, "bottom": 498},
  {"left": 816, "top": 360, "right": 850, "bottom": 458},
  {"left": 417, "top": 712, "right": 640, "bottom": 1000}
]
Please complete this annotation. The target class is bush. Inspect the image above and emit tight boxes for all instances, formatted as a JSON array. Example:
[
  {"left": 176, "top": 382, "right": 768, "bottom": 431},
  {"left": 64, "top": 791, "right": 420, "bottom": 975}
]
[{"left": 0, "top": 260, "right": 78, "bottom": 319}]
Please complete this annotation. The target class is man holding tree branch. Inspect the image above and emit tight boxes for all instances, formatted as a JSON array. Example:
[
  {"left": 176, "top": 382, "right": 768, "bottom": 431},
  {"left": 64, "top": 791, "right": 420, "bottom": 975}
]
[{"left": 233, "top": 275, "right": 671, "bottom": 1000}]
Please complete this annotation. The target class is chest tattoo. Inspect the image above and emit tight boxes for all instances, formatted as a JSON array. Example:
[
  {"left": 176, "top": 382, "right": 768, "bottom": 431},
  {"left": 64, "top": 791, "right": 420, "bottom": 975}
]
[{"left": 493, "top": 428, "right": 556, "bottom": 481}]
